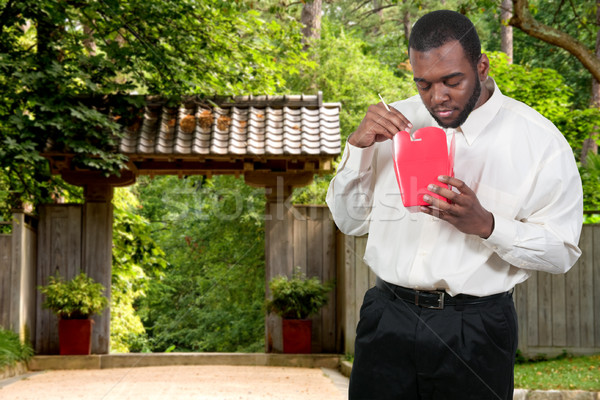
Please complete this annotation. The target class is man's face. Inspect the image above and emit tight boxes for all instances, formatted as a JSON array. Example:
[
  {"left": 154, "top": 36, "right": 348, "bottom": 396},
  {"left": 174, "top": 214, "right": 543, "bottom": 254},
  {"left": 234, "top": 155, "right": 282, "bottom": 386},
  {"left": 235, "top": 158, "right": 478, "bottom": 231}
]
[{"left": 410, "top": 40, "right": 488, "bottom": 129}]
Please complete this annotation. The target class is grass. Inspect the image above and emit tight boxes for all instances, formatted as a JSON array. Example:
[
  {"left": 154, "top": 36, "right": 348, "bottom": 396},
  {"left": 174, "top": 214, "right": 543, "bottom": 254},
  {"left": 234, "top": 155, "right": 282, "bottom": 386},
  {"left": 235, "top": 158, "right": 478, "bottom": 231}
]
[
  {"left": 0, "top": 328, "right": 33, "bottom": 369},
  {"left": 514, "top": 353, "right": 600, "bottom": 391}
]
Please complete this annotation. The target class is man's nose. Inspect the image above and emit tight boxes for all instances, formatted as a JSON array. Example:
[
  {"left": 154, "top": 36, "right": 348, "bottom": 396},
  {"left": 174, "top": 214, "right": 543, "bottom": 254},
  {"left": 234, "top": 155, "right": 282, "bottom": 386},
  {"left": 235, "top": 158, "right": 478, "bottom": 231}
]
[{"left": 431, "top": 83, "right": 450, "bottom": 105}]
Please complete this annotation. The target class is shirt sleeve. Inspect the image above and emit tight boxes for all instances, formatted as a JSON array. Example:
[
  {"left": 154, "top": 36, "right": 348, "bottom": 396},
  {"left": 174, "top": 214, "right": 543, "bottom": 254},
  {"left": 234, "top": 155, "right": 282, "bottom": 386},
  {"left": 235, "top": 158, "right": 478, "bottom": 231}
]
[
  {"left": 325, "top": 142, "right": 378, "bottom": 236},
  {"left": 483, "top": 146, "right": 583, "bottom": 274}
]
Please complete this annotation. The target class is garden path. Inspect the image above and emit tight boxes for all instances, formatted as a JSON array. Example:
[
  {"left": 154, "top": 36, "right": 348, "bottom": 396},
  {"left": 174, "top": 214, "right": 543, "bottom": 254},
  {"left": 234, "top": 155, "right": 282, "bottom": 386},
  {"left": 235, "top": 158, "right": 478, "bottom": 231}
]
[{"left": 0, "top": 365, "right": 349, "bottom": 399}]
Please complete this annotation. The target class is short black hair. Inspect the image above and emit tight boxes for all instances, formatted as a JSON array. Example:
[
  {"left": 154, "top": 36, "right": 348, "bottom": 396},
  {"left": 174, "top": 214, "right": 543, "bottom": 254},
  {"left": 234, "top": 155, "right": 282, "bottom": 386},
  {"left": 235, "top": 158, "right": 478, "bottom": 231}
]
[{"left": 408, "top": 10, "right": 481, "bottom": 67}]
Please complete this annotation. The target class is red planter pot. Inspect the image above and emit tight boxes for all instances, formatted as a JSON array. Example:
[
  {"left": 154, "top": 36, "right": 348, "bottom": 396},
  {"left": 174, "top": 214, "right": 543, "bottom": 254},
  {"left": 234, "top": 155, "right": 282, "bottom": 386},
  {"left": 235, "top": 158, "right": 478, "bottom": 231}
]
[
  {"left": 282, "top": 319, "right": 312, "bottom": 354},
  {"left": 58, "top": 319, "right": 93, "bottom": 355}
]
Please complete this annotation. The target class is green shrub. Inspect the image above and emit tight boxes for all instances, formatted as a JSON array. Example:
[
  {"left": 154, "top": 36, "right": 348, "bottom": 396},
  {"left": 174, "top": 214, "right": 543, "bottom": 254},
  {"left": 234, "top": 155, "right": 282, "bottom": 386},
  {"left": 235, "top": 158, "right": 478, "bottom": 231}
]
[
  {"left": 0, "top": 328, "right": 33, "bottom": 368},
  {"left": 266, "top": 268, "right": 334, "bottom": 320},
  {"left": 38, "top": 272, "right": 108, "bottom": 319}
]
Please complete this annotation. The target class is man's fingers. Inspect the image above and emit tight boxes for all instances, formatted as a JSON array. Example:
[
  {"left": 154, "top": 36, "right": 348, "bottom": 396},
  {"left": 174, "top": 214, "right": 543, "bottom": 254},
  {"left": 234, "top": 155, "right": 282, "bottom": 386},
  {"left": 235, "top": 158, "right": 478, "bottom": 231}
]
[
  {"left": 349, "top": 102, "right": 413, "bottom": 147},
  {"left": 437, "top": 175, "right": 473, "bottom": 196},
  {"left": 369, "top": 103, "right": 413, "bottom": 134}
]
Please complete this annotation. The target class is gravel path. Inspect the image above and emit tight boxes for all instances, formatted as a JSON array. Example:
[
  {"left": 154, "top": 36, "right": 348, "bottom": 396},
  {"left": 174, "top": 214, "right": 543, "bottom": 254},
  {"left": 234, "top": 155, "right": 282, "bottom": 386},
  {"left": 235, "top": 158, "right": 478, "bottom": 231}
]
[{"left": 0, "top": 365, "right": 348, "bottom": 400}]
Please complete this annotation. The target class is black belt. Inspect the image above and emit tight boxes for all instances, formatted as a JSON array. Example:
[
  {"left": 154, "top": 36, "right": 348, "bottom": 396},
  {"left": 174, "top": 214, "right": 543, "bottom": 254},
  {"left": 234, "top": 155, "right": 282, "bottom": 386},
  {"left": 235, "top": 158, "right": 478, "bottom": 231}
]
[{"left": 376, "top": 278, "right": 510, "bottom": 310}]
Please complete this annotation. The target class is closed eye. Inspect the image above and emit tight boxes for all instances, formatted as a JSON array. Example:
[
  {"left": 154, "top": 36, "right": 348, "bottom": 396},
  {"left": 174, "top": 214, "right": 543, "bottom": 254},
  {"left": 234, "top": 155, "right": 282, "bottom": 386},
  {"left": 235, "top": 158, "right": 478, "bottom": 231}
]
[
  {"left": 444, "top": 77, "right": 463, "bottom": 87},
  {"left": 415, "top": 80, "right": 431, "bottom": 90}
]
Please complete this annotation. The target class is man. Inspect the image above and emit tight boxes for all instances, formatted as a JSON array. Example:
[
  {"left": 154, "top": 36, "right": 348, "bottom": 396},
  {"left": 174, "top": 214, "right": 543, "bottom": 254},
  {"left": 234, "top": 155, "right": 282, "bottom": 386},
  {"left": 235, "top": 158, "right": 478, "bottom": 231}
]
[{"left": 326, "top": 10, "right": 583, "bottom": 400}]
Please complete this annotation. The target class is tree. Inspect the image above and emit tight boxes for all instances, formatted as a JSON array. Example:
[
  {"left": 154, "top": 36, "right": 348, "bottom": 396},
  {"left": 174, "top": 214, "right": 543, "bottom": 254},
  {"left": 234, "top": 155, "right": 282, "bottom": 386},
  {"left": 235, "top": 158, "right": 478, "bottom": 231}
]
[
  {"left": 508, "top": 0, "right": 600, "bottom": 163},
  {"left": 509, "top": 0, "right": 600, "bottom": 86},
  {"left": 301, "top": 0, "right": 322, "bottom": 46},
  {"left": 510, "top": 0, "right": 600, "bottom": 82},
  {"left": 501, "top": 0, "right": 514, "bottom": 62}
]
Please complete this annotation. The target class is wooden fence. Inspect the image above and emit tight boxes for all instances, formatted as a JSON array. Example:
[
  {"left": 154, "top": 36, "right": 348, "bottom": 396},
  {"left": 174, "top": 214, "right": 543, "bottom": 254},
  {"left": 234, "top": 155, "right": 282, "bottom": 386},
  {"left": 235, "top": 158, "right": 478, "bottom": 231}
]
[
  {"left": 340, "top": 224, "right": 600, "bottom": 358},
  {"left": 1, "top": 205, "right": 598, "bottom": 357}
]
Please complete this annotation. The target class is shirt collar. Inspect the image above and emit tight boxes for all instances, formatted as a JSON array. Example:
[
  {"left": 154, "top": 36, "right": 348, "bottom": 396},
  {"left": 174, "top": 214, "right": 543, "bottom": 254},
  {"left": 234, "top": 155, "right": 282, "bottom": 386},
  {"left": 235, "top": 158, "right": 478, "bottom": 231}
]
[{"left": 458, "top": 78, "right": 503, "bottom": 145}]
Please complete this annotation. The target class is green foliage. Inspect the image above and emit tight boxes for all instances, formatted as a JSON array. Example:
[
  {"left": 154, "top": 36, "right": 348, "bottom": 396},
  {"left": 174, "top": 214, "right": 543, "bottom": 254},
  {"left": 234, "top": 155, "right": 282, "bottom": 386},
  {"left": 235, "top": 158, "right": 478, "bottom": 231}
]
[
  {"left": 514, "top": 353, "right": 600, "bottom": 390},
  {"left": 266, "top": 268, "right": 334, "bottom": 320},
  {"left": 133, "top": 175, "right": 266, "bottom": 352},
  {"left": 38, "top": 272, "right": 108, "bottom": 319},
  {"left": 0, "top": 328, "right": 33, "bottom": 368},
  {"left": 110, "top": 187, "right": 167, "bottom": 352},
  {"left": 580, "top": 152, "right": 600, "bottom": 216}
]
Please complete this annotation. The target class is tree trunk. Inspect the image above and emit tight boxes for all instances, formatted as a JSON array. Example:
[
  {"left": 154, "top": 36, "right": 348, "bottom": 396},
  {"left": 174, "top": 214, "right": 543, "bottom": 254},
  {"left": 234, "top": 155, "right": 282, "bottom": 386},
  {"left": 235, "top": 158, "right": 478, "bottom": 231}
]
[
  {"left": 500, "top": 0, "right": 513, "bottom": 63},
  {"left": 82, "top": 24, "right": 97, "bottom": 56},
  {"left": 402, "top": 0, "right": 411, "bottom": 44},
  {"left": 581, "top": 2, "right": 600, "bottom": 165},
  {"left": 301, "top": 0, "right": 322, "bottom": 48},
  {"left": 372, "top": 0, "right": 383, "bottom": 35}
]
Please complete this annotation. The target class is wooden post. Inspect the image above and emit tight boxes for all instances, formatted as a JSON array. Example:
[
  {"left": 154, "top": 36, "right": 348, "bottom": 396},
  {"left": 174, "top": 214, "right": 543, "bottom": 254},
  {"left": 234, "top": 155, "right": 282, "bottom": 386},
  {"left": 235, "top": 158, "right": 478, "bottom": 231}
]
[
  {"left": 264, "top": 179, "right": 295, "bottom": 353},
  {"left": 83, "top": 184, "right": 114, "bottom": 354},
  {"left": 10, "top": 212, "right": 37, "bottom": 345}
]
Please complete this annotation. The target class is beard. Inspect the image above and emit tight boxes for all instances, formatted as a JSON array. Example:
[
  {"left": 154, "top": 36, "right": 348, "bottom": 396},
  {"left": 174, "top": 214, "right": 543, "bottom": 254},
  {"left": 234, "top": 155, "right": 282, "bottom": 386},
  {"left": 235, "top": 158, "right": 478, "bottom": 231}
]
[{"left": 430, "top": 78, "right": 481, "bottom": 129}]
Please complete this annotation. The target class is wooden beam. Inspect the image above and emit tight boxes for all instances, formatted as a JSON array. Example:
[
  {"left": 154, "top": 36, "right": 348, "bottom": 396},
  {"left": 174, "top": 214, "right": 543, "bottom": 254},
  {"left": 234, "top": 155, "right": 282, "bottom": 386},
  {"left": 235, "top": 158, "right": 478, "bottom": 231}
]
[
  {"left": 244, "top": 171, "right": 314, "bottom": 189},
  {"left": 61, "top": 170, "right": 136, "bottom": 188}
]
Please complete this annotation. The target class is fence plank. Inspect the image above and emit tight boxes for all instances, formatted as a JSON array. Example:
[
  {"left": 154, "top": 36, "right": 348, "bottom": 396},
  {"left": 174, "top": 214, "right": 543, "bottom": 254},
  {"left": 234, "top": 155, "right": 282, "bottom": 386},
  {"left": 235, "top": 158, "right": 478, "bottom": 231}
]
[
  {"left": 0, "top": 235, "right": 11, "bottom": 329},
  {"left": 514, "top": 280, "right": 528, "bottom": 355},
  {"left": 307, "top": 207, "right": 324, "bottom": 353},
  {"left": 575, "top": 226, "right": 592, "bottom": 347},
  {"left": 526, "top": 272, "right": 539, "bottom": 347},
  {"left": 321, "top": 208, "right": 337, "bottom": 352},
  {"left": 22, "top": 221, "right": 38, "bottom": 345},
  {"left": 537, "top": 271, "right": 553, "bottom": 346},
  {"left": 293, "top": 208, "right": 307, "bottom": 271},
  {"left": 551, "top": 273, "right": 567, "bottom": 347},
  {"left": 564, "top": 264, "right": 580, "bottom": 347},
  {"left": 593, "top": 226, "right": 600, "bottom": 348},
  {"left": 344, "top": 234, "right": 356, "bottom": 354},
  {"left": 354, "top": 236, "right": 369, "bottom": 327}
]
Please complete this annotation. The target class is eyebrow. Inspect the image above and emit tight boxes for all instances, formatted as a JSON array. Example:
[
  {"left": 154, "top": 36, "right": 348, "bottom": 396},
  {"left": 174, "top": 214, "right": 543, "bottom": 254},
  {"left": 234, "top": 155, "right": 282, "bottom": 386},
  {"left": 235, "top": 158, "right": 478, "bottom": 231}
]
[{"left": 413, "top": 72, "right": 465, "bottom": 84}]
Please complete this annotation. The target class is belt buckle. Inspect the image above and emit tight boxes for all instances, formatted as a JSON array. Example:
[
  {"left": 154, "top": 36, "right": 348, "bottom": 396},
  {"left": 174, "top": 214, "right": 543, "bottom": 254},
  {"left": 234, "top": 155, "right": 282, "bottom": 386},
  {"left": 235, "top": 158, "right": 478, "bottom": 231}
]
[{"left": 414, "top": 290, "right": 445, "bottom": 309}]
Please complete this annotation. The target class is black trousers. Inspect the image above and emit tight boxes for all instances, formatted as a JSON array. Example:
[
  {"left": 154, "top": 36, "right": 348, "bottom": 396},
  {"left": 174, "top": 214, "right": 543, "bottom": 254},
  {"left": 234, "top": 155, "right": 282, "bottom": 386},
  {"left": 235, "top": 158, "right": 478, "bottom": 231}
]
[{"left": 349, "top": 285, "right": 518, "bottom": 400}]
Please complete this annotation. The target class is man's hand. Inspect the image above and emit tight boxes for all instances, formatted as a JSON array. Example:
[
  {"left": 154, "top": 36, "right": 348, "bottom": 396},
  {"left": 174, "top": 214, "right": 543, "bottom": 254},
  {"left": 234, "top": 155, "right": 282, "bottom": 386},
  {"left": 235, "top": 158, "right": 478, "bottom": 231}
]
[
  {"left": 348, "top": 102, "right": 413, "bottom": 148},
  {"left": 420, "top": 176, "right": 495, "bottom": 239}
]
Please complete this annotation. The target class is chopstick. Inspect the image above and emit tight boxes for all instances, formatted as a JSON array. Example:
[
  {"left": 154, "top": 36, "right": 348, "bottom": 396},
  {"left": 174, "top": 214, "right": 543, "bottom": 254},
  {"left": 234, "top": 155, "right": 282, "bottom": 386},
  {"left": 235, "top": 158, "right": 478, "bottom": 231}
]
[{"left": 378, "top": 93, "right": 391, "bottom": 112}]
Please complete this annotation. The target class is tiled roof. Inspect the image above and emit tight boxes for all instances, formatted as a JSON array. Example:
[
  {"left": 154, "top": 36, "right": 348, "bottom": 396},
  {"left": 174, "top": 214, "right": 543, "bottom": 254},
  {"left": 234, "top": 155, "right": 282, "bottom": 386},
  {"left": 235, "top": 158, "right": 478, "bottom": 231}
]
[{"left": 119, "top": 92, "right": 341, "bottom": 157}]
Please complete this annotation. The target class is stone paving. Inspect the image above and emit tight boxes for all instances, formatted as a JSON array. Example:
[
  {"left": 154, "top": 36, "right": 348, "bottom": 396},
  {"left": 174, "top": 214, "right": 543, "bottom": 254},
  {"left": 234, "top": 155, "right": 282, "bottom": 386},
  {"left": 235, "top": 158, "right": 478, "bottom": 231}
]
[{"left": 0, "top": 365, "right": 348, "bottom": 400}]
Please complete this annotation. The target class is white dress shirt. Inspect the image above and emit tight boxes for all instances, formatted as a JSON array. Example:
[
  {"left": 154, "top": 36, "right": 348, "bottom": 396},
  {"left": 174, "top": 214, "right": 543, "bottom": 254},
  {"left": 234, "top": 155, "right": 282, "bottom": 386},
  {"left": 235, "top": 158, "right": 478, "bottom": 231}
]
[{"left": 326, "top": 78, "right": 583, "bottom": 296}]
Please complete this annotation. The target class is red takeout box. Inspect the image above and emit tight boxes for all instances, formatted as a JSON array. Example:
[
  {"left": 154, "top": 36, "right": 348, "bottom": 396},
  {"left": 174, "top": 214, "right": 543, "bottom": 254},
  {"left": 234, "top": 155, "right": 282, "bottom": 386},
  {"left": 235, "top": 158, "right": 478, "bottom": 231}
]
[{"left": 392, "top": 126, "right": 455, "bottom": 207}]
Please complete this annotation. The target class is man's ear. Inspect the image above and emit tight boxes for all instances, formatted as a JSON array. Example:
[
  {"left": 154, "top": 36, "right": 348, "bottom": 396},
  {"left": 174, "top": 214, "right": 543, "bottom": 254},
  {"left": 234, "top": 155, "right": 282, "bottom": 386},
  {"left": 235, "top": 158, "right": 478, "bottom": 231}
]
[{"left": 478, "top": 54, "right": 490, "bottom": 81}]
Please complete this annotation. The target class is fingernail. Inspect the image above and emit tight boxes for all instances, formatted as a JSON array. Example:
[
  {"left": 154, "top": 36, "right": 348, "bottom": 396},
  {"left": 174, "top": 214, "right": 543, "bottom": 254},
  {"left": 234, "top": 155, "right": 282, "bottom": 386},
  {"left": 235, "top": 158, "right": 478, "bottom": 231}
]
[
  {"left": 423, "top": 195, "right": 431, "bottom": 202},
  {"left": 427, "top": 184, "right": 435, "bottom": 191}
]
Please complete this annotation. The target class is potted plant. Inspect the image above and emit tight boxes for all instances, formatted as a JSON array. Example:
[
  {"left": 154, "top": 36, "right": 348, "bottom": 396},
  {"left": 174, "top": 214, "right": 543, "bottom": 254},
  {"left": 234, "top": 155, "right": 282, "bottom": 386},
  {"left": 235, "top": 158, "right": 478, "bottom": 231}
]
[
  {"left": 38, "top": 271, "right": 108, "bottom": 355},
  {"left": 266, "top": 268, "right": 334, "bottom": 354}
]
